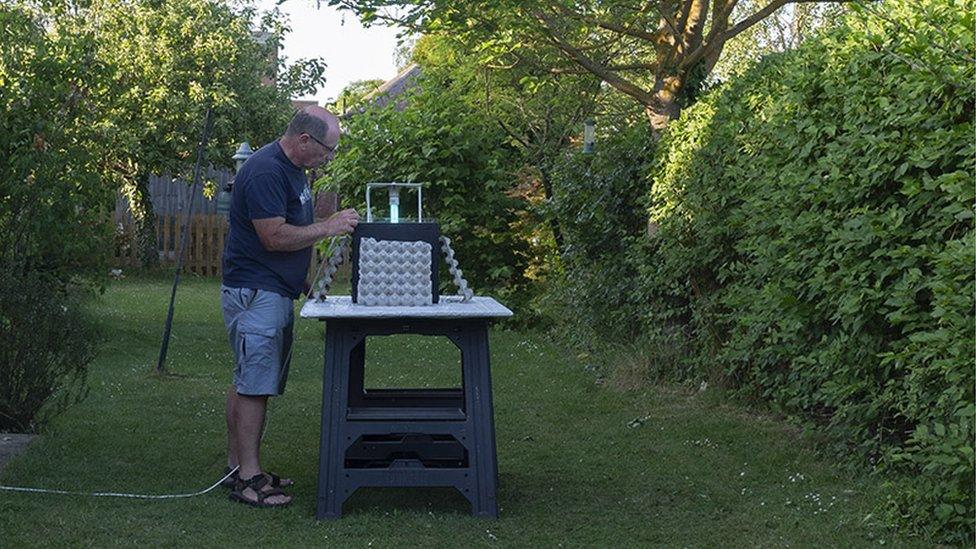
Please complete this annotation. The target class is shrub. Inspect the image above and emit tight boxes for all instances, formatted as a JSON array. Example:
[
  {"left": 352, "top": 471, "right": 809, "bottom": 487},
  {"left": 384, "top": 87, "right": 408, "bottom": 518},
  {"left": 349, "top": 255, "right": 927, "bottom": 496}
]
[
  {"left": 0, "top": 269, "right": 98, "bottom": 432},
  {"left": 545, "top": 124, "right": 657, "bottom": 351},
  {"left": 0, "top": 4, "right": 109, "bottom": 430},
  {"left": 321, "top": 72, "right": 533, "bottom": 310},
  {"left": 646, "top": 0, "right": 973, "bottom": 541}
]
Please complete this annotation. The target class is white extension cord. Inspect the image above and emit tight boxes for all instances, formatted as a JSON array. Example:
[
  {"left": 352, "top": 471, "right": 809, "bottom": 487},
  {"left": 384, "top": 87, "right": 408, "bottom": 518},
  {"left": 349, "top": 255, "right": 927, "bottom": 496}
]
[{"left": 0, "top": 466, "right": 239, "bottom": 500}]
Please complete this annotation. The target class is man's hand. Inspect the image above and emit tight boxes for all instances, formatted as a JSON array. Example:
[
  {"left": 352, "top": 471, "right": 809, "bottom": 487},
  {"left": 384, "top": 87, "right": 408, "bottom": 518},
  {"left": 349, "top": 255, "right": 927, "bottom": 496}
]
[{"left": 322, "top": 208, "right": 359, "bottom": 236}]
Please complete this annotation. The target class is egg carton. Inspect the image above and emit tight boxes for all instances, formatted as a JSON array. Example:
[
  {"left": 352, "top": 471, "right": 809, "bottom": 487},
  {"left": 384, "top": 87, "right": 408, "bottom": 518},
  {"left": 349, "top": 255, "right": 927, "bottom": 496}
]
[{"left": 356, "top": 237, "right": 433, "bottom": 306}]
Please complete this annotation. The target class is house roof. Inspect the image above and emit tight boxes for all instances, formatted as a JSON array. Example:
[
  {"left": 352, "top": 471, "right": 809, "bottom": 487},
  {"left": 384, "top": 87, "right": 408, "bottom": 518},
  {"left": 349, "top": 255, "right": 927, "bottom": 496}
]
[
  {"left": 291, "top": 98, "right": 319, "bottom": 111},
  {"left": 342, "top": 63, "right": 421, "bottom": 118}
]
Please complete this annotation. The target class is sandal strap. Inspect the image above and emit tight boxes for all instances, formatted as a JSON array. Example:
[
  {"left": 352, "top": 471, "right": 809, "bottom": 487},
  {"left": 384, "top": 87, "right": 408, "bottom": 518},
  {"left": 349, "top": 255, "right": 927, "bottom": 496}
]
[
  {"left": 259, "top": 487, "right": 286, "bottom": 499},
  {"left": 248, "top": 485, "right": 287, "bottom": 504},
  {"left": 243, "top": 473, "right": 269, "bottom": 491},
  {"left": 267, "top": 473, "right": 280, "bottom": 486}
]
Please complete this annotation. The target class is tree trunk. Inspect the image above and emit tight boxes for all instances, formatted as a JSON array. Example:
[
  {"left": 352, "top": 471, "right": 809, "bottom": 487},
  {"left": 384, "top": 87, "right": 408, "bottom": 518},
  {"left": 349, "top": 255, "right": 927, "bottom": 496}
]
[
  {"left": 121, "top": 172, "right": 158, "bottom": 268},
  {"left": 647, "top": 73, "right": 685, "bottom": 137},
  {"left": 538, "top": 166, "right": 565, "bottom": 253}
]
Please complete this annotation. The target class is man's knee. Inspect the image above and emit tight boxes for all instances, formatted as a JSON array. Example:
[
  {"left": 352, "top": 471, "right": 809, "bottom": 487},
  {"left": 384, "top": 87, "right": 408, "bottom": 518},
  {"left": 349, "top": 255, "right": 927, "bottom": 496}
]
[{"left": 236, "top": 393, "right": 269, "bottom": 405}]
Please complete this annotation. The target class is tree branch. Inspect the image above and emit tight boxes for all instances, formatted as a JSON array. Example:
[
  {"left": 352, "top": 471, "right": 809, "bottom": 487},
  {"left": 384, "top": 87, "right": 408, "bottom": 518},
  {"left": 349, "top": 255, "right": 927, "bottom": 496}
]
[
  {"left": 681, "top": 0, "right": 849, "bottom": 71},
  {"left": 553, "top": 3, "right": 665, "bottom": 43},
  {"left": 677, "top": 0, "right": 696, "bottom": 34},
  {"left": 550, "top": 63, "right": 659, "bottom": 75},
  {"left": 656, "top": 0, "right": 698, "bottom": 78},
  {"left": 534, "top": 10, "right": 658, "bottom": 107},
  {"left": 497, "top": 118, "right": 531, "bottom": 150}
]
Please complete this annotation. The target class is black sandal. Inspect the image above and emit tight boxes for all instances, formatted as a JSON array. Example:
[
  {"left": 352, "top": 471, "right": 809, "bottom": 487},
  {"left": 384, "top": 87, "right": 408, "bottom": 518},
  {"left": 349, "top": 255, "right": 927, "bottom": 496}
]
[
  {"left": 229, "top": 473, "right": 291, "bottom": 508},
  {"left": 265, "top": 472, "right": 293, "bottom": 488},
  {"left": 221, "top": 468, "right": 292, "bottom": 489}
]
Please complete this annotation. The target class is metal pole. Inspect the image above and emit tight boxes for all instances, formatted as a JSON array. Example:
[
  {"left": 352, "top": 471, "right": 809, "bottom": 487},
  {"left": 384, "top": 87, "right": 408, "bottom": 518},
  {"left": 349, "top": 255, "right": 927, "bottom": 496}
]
[{"left": 156, "top": 107, "right": 214, "bottom": 374}]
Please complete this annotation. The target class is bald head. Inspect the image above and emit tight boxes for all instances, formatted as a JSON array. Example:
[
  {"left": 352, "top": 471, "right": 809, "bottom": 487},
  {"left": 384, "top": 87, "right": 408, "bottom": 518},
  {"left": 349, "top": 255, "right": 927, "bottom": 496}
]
[
  {"left": 281, "top": 106, "right": 340, "bottom": 168},
  {"left": 285, "top": 106, "right": 338, "bottom": 141}
]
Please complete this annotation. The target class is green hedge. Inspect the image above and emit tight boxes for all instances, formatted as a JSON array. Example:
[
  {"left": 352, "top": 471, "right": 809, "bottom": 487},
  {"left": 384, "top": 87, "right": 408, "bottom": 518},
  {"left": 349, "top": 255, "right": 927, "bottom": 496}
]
[
  {"left": 1, "top": 4, "right": 109, "bottom": 431},
  {"left": 646, "top": 0, "right": 973, "bottom": 541}
]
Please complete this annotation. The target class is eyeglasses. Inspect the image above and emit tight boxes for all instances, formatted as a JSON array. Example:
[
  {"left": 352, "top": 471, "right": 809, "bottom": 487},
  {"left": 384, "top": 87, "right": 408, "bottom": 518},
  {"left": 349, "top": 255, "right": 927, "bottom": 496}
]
[{"left": 305, "top": 132, "right": 338, "bottom": 155}]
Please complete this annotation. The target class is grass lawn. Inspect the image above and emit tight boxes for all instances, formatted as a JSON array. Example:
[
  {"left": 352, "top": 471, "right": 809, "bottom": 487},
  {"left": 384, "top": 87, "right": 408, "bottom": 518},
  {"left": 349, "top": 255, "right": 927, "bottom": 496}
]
[{"left": 0, "top": 274, "right": 919, "bottom": 547}]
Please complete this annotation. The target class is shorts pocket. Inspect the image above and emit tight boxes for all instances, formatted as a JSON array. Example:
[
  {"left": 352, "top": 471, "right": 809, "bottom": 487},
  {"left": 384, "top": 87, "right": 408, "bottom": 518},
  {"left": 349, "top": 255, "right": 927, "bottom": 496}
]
[{"left": 239, "top": 326, "right": 280, "bottom": 370}]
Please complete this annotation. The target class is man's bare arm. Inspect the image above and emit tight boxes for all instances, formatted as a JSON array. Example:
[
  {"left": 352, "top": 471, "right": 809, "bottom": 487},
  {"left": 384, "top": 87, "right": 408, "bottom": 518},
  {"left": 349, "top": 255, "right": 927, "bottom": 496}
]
[{"left": 253, "top": 208, "right": 359, "bottom": 252}]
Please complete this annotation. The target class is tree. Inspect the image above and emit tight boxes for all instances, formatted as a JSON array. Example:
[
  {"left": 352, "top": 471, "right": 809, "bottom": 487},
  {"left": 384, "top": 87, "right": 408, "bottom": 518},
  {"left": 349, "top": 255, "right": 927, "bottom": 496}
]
[
  {"left": 0, "top": 2, "right": 111, "bottom": 431},
  {"left": 330, "top": 78, "right": 385, "bottom": 113},
  {"left": 329, "top": 0, "right": 851, "bottom": 134},
  {"left": 76, "top": 0, "right": 326, "bottom": 266},
  {"left": 0, "top": 2, "right": 112, "bottom": 281},
  {"left": 322, "top": 68, "right": 533, "bottom": 302},
  {"left": 408, "top": 35, "right": 603, "bottom": 253},
  {"left": 710, "top": 1, "right": 846, "bottom": 79}
]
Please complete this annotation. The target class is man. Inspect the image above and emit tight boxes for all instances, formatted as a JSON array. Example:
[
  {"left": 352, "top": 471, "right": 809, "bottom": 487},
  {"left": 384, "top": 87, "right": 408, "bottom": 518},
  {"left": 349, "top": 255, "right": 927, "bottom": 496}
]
[{"left": 220, "top": 106, "right": 359, "bottom": 507}]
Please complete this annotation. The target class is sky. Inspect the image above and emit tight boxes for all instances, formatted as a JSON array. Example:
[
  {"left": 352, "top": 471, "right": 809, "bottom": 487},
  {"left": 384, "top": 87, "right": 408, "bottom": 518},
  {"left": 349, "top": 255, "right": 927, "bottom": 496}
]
[{"left": 256, "top": 0, "right": 406, "bottom": 105}]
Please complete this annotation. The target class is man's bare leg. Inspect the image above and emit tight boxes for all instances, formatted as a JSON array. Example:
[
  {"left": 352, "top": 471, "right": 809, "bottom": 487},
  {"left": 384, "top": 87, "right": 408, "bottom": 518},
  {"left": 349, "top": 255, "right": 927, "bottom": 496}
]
[
  {"left": 234, "top": 393, "right": 290, "bottom": 505},
  {"left": 225, "top": 385, "right": 239, "bottom": 468}
]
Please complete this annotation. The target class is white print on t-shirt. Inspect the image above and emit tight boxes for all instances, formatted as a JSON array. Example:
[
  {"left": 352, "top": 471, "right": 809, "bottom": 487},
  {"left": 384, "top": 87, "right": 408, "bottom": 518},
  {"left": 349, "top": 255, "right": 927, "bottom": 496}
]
[{"left": 299, "top": 185, "right": 311, "bottom": 205}]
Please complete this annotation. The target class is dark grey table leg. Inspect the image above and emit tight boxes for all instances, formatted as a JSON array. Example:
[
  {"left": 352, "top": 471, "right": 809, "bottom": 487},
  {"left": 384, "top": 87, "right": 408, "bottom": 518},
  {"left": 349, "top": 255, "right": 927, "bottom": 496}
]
[
  {"left": 460, "top": 321, "right": 499, "bottom": 517},
  {"left": 317, "top": 321, "right": 354, "bottom": 519}
]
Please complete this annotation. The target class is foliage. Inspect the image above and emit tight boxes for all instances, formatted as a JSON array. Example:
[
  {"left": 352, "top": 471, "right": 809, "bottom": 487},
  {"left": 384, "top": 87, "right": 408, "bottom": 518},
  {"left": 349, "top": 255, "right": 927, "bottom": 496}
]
[
  {"left": 410, "top": 34, "right": 606, "bottom": 309},
  {"left": 80, "top": 0, "right": 323, "bottom": 175},
  {"left": 710, "top": 1, "right": 847, "bottom": 81},
  {"left": 0, "top": 5, "right": 107, "bottom": 432},
  {"left": 0, "top": 3, "right": 114, "bottom": 281},
  {"left": 0, "top": 270, "right": 97, "bottom": 433},
  {"left": 0, "top": 0, "right": 320, "bottom": 428},
  {"left": 544, "top": 123, "right": 656, "bottom": 350},
  {"left": 331, "top": 0, "right": 852, "bottom": 131},
  {"left": 330, "top": 78, "right": 385, "bottom": 113},
  {"left": 320, "top": 66, "right": 533, "bottom": 309},
  {"left": 645, "top": 0, "right": 974, "bottom": 540},
  {"left": 65, "top": 0, "right": 326, "bottom": 265}
]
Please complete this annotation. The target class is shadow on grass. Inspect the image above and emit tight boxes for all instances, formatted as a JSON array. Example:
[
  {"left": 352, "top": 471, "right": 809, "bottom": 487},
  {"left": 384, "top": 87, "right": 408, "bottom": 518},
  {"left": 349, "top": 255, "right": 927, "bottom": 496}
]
[{"left": 343, "top": 487, "right": 472, "bottom": 517}]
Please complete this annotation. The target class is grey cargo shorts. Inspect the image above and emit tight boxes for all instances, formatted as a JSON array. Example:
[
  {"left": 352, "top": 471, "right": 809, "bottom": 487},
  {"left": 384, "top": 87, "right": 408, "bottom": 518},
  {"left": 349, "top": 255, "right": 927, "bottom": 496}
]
[{"left": 220, "top": 285, "right": 294, "bottom": 396}]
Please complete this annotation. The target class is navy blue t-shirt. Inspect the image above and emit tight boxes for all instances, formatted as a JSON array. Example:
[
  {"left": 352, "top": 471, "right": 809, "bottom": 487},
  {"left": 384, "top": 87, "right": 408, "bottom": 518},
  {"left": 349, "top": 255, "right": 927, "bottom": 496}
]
[{"left": 222, "top": 141, "right": 313, "bottom": 299}]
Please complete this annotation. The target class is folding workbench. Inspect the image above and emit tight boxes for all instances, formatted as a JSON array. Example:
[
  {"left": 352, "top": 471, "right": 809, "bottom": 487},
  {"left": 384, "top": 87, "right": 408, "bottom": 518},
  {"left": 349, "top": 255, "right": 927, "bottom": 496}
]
[{"left": 300, "top": 296, "right": 512, "bottom": 519}]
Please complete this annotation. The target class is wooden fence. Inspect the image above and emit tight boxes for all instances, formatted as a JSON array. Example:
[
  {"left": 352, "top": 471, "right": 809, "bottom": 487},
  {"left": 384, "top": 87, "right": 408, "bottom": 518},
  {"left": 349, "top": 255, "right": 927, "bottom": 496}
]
[
  {"left": 112, "top": 211, "right": 332, "bottom": 280},
  {"left": 112, "top": 171, "right": 342, "bottom": 279},
  {"left": 113, "top": 211, "right": 229, "bottom": 276}
]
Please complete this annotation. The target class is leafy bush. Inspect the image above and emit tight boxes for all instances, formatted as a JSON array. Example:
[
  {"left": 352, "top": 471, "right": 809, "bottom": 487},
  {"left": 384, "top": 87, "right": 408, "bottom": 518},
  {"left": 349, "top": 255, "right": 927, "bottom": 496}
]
[
  {"left": 0, "top": 270, "right": 98, "bottom": 432},
  {"left": 0, "top": 4, "right": 114, "bottom": 431},
  {"left": 645, "top": 0, "right": 973, "bottom": 541},
  {"left": 1, "top": 1, "right": 309, "bottom": 428},
  {"left": 321, "top": 71, "right": 534, "bottom": 309},
  {"left": 0, "top": 3, "right": 113, "bottom": 280},
  {"left": 544, "top": 124, "right": 656, "bottom": 350}
]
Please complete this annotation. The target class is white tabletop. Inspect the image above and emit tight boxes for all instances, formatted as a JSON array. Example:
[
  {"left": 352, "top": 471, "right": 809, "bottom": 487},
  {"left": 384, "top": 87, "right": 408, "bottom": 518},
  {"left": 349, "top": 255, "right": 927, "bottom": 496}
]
[{"left": 300, "top": 296, "right": 513, "bottom": 320}]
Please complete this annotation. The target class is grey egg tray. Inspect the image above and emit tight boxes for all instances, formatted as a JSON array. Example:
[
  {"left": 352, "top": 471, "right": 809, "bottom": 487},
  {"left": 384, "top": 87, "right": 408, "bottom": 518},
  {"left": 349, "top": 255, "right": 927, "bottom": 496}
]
[{"left": 356, "top": 237, "right": 433, "bottom": 306}]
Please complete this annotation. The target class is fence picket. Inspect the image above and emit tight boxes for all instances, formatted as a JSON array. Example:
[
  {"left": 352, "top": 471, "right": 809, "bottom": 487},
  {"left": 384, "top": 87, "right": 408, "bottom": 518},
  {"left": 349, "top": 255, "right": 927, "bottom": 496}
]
[
  {"left": 216, "top": 216, "right": 225, "bottom": 277},
  {"left": 206, "top": 214, "right": 215, "bottom": 276},
  {"left": 195, "top": 214, "right": 204, "bottom": 275}
]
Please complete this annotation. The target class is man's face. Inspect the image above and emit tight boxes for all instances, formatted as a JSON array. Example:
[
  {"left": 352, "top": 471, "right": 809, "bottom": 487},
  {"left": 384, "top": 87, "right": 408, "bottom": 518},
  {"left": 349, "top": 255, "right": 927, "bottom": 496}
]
[{"left": 299, "top": 129, "right": 339, "bottom": 169}]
